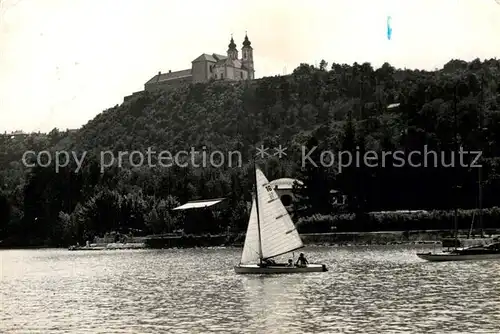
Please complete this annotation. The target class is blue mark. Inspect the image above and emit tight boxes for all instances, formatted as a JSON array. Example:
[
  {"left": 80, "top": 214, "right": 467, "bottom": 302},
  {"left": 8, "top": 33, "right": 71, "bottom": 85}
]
[{"left": 387, "top": 16, "right": 392, "bottom": 40}]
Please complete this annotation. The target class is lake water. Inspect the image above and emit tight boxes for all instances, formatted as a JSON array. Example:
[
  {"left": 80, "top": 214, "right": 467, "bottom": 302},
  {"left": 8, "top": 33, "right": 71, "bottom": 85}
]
[{"left": 1, "top": 245, "right": 500, "bottom": 333}]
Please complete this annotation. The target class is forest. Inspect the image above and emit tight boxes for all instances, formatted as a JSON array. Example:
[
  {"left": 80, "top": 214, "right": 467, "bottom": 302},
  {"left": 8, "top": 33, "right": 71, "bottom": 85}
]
[{"left": 1, "top": 58, "right": 500, "bottom": 247}]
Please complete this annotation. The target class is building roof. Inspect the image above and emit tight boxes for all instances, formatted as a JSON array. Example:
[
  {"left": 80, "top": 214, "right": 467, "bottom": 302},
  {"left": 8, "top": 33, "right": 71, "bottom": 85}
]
[
  {"left": 192, "top": 53, "right": 228, "bottom": 63},
  {"left": 267, "top": 178, "right": 341, "bottom": 193},
  {"left": 145, "top": 69, "right": 192, "bottom": 85},
  {"left": 387, "top": 103, "right": 400, "bottom": 109},
  {"left": 213, "top": 53, "right": 227, "bottom": 60},
  {"left": 268, "top": 178, "right": 303, "bottom": 190},
  {"left": 173, "top": 198, "right": 226, "bottom": 210}
]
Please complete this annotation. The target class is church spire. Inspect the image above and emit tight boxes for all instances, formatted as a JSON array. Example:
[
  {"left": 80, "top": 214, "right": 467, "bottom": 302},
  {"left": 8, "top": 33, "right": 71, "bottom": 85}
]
[
  {"left": 243, "top": 32, "right": 251, "bottom": 47},
  {"left": 241, "top": 31, "right": 254, "bottom": 80},
  {"left": 227, "top": 35, "right": 238, "bottom": 60},
  {"left": 228, "top": 35, "right": 236, "bottom": 50}
]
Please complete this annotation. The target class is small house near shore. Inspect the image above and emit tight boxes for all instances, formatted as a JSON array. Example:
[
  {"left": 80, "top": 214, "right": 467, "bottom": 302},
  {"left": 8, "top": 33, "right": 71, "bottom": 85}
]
[
  {"left": 173, "top": 198, "right": 227, "bottom": 234},
  {"left": 268, "top": 178, "right": 346, "bottom": 210},
  {"left": 173, "top": 198, "right": 226, "bottom": 211}
]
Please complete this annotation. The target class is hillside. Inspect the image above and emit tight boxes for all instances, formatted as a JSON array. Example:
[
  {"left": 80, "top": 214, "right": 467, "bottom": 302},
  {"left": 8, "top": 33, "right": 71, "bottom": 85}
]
[{"left": 1, "top": 58, "right": 500, "bottom": 246}]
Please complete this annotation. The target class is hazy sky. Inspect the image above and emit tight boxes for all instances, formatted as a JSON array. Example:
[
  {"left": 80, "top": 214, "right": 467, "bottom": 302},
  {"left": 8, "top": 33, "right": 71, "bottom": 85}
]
[{"left": 1, "top": 0, "right": 499, "bottom": 133}]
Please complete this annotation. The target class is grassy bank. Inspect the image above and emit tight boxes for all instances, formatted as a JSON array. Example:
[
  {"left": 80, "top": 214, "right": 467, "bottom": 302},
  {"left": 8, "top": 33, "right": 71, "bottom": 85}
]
[
  {"left": 3, "top": 229, "right": 496, "bottom": 250},
  {"left": 145, "top": 234, "right": 229, "bottom": 248},
  {"left": 300, "top": 230, "right": 499, "bottom": 246},
  {"left": 295, "top": 207, "right": 500, "bottom": 233},
  {"left": 144, "top": 229, "right": 500, "bottom": 249}
]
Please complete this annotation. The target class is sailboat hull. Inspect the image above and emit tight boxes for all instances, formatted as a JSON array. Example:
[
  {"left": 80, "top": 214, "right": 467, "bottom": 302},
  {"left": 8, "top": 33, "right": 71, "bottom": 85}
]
[
  {"left": 417, "top": 252, "right": 500, "bottom": 262},
  {"left": 234, "top": 263, "right": 328, "bottom": 274}
]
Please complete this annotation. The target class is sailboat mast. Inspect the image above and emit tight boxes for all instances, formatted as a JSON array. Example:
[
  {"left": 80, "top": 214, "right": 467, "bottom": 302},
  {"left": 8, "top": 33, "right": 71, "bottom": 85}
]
[
  {"left": 453, "top": 84, "right": 459, "bottom": 244},
  {"left": 478, "top": 75, "right": 484, "bottom": 238},
  {"left": 478, "top": 165, "right": 483, "bottom": 236},
  {"left": 253, "top": 161, "right": 264, "bottom": 262}
]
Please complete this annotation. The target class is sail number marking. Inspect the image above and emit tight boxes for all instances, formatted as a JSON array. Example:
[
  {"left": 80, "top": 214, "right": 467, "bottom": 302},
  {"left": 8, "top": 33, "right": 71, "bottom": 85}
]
[{"left": 265, "top": 185, "right": 278, "bottom": 201}]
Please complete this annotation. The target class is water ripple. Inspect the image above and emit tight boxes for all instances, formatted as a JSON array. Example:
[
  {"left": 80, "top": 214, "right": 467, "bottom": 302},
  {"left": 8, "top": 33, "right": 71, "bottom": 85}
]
[{"left": 1, "top": 245, "right": 499, "bottom": 333}]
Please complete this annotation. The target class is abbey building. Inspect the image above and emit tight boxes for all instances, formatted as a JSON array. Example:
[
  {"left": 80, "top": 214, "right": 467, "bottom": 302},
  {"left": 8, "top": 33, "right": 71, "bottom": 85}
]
[{"left": 144, "top": 34, "right": 255, "bottom": 92}]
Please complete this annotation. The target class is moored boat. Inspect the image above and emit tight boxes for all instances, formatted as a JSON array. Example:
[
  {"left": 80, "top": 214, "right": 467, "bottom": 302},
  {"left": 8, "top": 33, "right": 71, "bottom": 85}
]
[
  {"left": 417, "top": 99, "right": 499, "bottom": 262},
  {"left": 68, "top": 242, "right": 146, "bottom": 251},
  {"left": 417, "top": 241, "right": 500, "bottom": 262}
]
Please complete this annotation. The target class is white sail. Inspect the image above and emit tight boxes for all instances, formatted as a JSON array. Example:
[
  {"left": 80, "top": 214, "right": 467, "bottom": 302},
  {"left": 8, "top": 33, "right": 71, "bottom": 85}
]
[
  {"left": 255, "top": 168, "right": 303, "bottom": 259},
  {"left": 240, "top": 199, "right": 261, "bottom": 264}
]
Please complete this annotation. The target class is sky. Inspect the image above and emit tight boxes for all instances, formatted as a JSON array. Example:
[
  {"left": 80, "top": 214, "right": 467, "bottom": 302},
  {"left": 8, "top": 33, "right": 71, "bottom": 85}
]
[{"left": 0, "top": 0, "right": 499, "bottom": 133}]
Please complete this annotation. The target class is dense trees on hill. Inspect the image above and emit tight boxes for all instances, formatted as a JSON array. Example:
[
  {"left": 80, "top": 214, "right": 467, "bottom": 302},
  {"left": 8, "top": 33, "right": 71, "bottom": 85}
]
[{"left": 1, "top": 58, "right": 500, "bottom": 246}]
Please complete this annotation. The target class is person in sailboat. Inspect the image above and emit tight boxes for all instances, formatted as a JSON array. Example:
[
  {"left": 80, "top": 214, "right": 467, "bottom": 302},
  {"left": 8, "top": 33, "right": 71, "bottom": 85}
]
[
  {"left": 261, "top": 258, "right": 276, "bottom": 267},
  {"left": 295, "top": 253, "right": 309, "bottom": 267},
  {"left": 287, "top": 259, "right": 294, "bottom": 267}
]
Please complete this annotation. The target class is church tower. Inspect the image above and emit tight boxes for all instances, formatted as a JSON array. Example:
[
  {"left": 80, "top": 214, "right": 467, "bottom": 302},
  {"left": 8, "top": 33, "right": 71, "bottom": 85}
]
[
  {"left": 227, "top": 36, "right": 238, "bottom": 60},
  {"left": 241, "top": 33, "right": 254, "bottom": 79}
]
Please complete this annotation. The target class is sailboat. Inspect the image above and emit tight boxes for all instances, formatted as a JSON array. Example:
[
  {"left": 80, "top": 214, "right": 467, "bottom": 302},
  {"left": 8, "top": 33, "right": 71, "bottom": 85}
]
[
  {"left": 417, "top": 79, "right": 500, "bottom": 262},
  {"left": 416, "top": 165, "right": 500, "bottom": 261},
  {"left": 416, "top": 241, "right": 500, "bottom": 262},
  {"left": 234, "top": 167, "right": 328, "bottom": 274}
]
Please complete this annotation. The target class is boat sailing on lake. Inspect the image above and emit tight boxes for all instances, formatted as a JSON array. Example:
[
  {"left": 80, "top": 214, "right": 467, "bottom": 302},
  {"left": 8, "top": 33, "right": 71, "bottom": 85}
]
[{"left": 234, "top": 167, "right": 327, "bottom": 274}]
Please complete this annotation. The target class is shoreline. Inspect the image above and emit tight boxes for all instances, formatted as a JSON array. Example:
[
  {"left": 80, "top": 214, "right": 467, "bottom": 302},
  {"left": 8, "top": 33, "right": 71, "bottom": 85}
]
[
  {"left": 2, "top": 229, "right": 497, "bottom": 250},
  {"left": 0, "top": 240, "right": 440, "bottom": 251}
]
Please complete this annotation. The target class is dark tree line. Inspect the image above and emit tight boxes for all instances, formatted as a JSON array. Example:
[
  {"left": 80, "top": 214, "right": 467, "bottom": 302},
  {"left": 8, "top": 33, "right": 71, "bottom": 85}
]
[{"left": 1, "top": 58, "right": 500, "bottom": 246}]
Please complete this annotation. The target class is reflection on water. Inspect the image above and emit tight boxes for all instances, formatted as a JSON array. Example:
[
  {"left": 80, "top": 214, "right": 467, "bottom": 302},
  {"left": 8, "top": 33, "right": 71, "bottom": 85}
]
[{"left": 1, "top": 245, "right": 500, "bottom": 333}]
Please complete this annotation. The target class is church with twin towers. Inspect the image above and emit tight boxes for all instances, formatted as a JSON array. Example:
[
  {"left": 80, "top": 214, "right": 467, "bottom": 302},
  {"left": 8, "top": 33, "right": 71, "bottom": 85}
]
[{"left": 144, "top": 33, "right": 255, "bottom": 92}]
